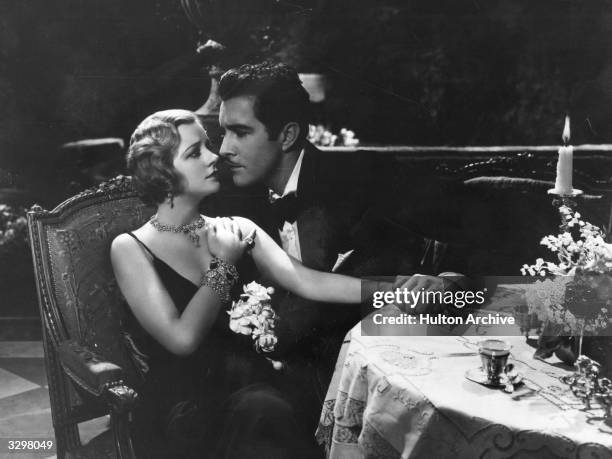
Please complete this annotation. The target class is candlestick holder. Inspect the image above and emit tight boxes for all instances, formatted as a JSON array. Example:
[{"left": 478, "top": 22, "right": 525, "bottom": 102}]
[
  {"left": 561, "top": 356, "right": 612, "bottom": 426},
  {"left": 549, "top": 189, "right": 612, "bottom": 427},
  {"left": 547, "top": 188, "right": 583, "bottom": 232}
]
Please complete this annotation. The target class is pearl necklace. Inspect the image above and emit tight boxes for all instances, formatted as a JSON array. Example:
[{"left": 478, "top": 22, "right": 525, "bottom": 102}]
[{"left": 149, "top": 214, "right": 206, "bottom": 247}]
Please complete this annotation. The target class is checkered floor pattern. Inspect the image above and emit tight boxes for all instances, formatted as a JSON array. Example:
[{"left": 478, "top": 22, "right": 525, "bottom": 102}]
[{"left": 0, "top": 342, "right": 108, "bottom": 459}]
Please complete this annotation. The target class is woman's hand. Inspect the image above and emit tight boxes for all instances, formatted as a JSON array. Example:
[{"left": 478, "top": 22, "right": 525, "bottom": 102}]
[{"left": 205, "top": 217, "right": 247, "bottom": 265}]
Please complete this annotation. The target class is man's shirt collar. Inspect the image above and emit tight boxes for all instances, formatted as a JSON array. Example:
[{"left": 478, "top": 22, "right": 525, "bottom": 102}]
[{"left": 268, "top": 149, "right": 305, "bottom": 203}]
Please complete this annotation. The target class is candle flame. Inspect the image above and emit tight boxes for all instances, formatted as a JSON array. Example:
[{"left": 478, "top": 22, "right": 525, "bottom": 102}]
[{"left": 562, "top": 115, "right": 571, "bottom": 145}]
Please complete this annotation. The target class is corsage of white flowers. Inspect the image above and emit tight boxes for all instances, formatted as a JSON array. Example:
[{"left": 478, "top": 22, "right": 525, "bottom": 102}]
[{"left": 228, "top": 282, "right": 282, "bottom": 368}]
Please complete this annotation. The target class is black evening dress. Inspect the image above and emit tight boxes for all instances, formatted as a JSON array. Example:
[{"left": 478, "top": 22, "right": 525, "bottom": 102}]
[{"left": 121, "top": 233, "right": 314, "bottom": 459}]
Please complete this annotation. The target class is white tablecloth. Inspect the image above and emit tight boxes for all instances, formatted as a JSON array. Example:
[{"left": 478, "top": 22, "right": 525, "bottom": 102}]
[{"left": 316, "top": 324, "right": 612, "bottom": 459}]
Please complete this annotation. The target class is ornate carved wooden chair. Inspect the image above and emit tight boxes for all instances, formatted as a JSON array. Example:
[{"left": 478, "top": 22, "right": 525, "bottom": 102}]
[{"left": 27, "top": 176, "right": 154, "bottom": 459}]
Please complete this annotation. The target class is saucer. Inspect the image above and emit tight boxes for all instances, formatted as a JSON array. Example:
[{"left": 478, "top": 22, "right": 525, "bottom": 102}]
[
  {"left": 465, "top": 367, "right": 524, "bottom": 388},
  {"left": 465, "top": 367, "right": 506, "bottom": 387}
]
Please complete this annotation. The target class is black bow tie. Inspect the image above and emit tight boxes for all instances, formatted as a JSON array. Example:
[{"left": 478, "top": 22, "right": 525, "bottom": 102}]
[{"left": 270, "top": 194, "right": 300, "bottom": 229}]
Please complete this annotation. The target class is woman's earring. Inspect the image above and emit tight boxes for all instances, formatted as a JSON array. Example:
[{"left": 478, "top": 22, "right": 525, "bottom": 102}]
[{"left": 167, "top": 192, "right": 174, "bottom": 208}]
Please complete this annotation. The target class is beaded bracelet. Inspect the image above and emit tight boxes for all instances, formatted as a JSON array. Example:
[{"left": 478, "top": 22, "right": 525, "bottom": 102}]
[{"left": 200, "top": 257, "right": 239, "bottom": 303}]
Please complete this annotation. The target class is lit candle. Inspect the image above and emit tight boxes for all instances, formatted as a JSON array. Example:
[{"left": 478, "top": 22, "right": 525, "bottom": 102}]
[{"left": 554, "top": 116, "right": 573, "bottom": 195}]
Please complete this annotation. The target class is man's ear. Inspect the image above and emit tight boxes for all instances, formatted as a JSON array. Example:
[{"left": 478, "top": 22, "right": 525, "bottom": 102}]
[{"left": 279, "top": 122, "right": 300, "bottom": 152}]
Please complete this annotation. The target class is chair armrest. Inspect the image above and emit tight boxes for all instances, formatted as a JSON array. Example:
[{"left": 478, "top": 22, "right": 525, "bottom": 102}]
[
  {"left": 57, "top": 340, "right": 134, "bottom": 400},
  {"left": 58, "top": 341, "right": 138, "bottom": 458}
]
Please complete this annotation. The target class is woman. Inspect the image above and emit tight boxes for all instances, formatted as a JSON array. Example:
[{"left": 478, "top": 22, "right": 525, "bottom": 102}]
[{"left": 111, "top": 109, "right": 362, "bottom": 458}]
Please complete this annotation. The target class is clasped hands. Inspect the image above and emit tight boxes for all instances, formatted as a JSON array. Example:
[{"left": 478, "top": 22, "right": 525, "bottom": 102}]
[{"left": 204, "top": 217, "right": 256, "bottom": 265}]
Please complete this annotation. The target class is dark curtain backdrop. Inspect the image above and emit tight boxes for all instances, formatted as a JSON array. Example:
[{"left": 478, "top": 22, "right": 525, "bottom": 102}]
[
  {"left": 0, "top": 1, "right": 206, "bottom": 179},
  {"left": 1, "top": 0, "right": 612, "bottom": 180},
  {"left": 288, "top": 0, "right": 612, "bottom": 146}
]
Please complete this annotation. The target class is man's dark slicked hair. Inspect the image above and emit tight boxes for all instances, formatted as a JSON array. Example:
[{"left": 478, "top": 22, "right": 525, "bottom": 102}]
[{"left": 219, "top": 61, "right": 311, "bottom": 145}]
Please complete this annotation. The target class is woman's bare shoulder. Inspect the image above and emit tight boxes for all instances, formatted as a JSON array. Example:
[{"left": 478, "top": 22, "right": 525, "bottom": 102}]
[
  {"left": 111, "top": 233, "right": 135, "bottom": 250},
  {"left": 110, "top": 226, "right": 151, "bottom": 260}
]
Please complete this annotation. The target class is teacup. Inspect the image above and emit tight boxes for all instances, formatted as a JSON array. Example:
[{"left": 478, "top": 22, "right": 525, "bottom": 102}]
[{"left": 478, "top": 339, "right": 512, "bottom": 385}]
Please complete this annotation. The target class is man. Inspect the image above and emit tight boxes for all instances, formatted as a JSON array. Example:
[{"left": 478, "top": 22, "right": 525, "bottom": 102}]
[{"left": 216, "top": 61, "right": 467, "bottom": 441}]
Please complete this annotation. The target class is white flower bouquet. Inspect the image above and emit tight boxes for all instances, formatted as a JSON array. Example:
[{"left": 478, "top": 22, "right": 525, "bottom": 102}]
[
  {"left": 0, "top": 204, "right": 28, "bottom": 251},
  {"left": 521, "top": 206, "right": 612, "bottom": 277},
  {"left": 521, "top": 205, "right": 612, "bottom": 335},
  {"left": 228, "top": 281, "right": 279, "bottom": 353},
  {"left": 307, "top": 124, "right": 360, "bottom": 147}
]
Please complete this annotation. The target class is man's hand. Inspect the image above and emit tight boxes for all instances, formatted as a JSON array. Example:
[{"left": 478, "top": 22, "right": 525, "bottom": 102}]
[
  {"left": 392, "top": 274, "right": 444, "bottom": 313},
  {"left": 395, "top": 274, "right": 444, "bottom": 292}
]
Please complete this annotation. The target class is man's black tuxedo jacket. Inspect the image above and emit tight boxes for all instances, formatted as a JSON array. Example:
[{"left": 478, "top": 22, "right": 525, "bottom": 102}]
[{"left": 209, "top": 142, "right": 469, "bottom": 363}]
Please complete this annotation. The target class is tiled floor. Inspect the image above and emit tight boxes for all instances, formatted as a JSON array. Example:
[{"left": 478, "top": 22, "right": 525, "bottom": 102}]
[{"left": 0, "top": 342, "right": 108, "bottom": 459}]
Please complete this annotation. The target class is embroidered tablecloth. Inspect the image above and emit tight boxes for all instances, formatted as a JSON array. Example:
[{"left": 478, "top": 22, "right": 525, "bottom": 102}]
[{"left": 316, "top": 325, "right": 612, "bottom": 458}]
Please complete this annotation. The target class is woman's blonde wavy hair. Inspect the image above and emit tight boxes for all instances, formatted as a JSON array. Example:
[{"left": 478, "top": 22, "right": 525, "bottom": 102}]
[{"left": 127, "top": 109, "right": 202, "bottom": 205}]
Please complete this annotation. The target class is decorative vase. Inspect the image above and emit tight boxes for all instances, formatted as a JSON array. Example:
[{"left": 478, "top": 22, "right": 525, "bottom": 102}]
[
  {"left": 535, "top": 321, "right": 578, "bottom": 365},
  {"left": 567, "top": 272, "right": 612, "bottom": 375},
  {"left": 298, "top": 73, "right": 328, "bottom": 103},
  {"left": 532, "top": 272, "right": 612, "bottom": 376}
]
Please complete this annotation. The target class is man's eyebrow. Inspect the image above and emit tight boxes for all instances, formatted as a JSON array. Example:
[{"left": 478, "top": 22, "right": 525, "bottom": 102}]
[
  {"left": 180, "top": 140, "right": 200, "bottom": 157},
  {"left": 226, "top": 123, "right": 253, "bottom": 131}
]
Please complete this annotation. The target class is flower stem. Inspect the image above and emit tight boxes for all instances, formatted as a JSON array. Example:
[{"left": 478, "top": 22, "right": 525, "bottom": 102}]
[{"left": 578, "top": 318, "right": 584, "bottom": 356}]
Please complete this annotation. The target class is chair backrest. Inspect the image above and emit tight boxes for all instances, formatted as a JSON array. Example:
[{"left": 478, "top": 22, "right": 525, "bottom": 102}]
[{"left": 28, "top": 175, "right": 154, "bottom": 382}]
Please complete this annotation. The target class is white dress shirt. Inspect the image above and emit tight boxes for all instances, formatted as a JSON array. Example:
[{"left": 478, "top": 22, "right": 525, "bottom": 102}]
[{"left": 270, "top": 150, "right": 305, "bottom": 261}]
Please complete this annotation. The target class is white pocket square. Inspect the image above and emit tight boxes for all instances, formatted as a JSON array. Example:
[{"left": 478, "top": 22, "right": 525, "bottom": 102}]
[{"left": 332, "top": 249, "right": 355, "bottom": 272}]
